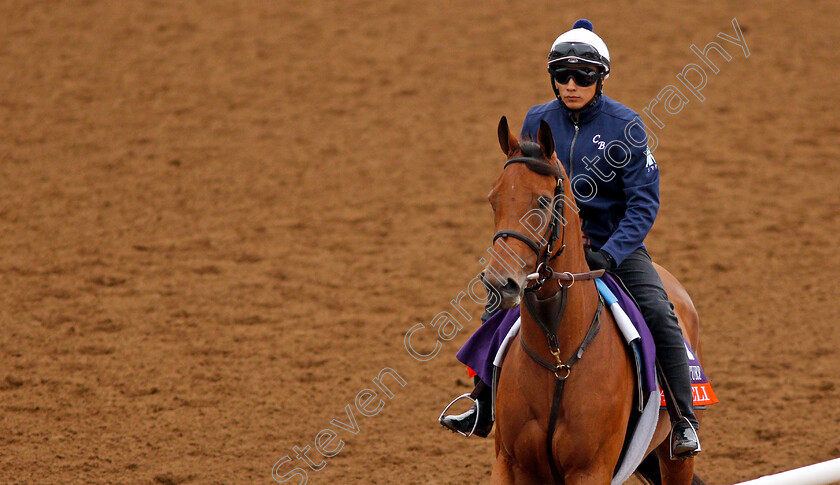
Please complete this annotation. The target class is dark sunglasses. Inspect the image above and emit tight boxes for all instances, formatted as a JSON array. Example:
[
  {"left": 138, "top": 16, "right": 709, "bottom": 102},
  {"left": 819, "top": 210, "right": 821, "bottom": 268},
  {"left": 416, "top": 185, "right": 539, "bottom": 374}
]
[{"left": 551, "top": 67, "right": 600, "bottom": 87}]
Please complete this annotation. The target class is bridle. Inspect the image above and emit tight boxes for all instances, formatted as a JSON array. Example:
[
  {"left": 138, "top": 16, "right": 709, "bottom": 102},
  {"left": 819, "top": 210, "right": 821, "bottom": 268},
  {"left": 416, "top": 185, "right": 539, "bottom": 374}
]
[
  {"left": 489, "top": 154, "right": 604, "bottom": 366},
  {"left": 491, "top": 156, "right": 568, "bottom": 292},
  {"left": 489, "top": 154, "right": 604, "bottom": 484}
]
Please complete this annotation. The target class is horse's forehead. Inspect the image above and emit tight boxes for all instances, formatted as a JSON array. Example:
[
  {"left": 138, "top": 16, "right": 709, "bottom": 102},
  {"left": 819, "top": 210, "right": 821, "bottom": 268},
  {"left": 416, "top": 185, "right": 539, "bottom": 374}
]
[{"left": 498, "top": 165, "right": 553, "bottom": 193}]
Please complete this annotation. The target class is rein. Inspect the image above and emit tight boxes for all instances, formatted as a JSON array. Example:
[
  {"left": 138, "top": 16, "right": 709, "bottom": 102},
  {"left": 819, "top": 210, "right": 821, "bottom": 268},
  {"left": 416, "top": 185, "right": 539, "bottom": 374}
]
[{"left": 492, "top": 155, "right": 605, "bottom": 484}]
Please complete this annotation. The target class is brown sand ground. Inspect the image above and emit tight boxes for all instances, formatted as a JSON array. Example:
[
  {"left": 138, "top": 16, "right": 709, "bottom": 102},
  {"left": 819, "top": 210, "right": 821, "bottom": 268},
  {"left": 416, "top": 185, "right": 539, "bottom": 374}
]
[{"left": 1, "top": 1, "right": 839, "bottom": 484}]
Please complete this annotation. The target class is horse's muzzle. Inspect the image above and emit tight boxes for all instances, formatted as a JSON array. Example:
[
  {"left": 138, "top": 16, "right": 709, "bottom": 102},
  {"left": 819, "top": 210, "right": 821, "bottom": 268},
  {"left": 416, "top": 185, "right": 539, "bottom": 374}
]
[{"left": 481, "top": 271, "right": 523, "bottom": 309}]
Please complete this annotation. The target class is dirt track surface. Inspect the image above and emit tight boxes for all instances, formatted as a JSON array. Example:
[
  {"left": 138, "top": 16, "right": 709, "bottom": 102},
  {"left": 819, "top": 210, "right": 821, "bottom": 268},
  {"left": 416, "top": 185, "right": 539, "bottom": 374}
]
[{"left": 2, "top": 1, "right": 840, "bottom": 484}]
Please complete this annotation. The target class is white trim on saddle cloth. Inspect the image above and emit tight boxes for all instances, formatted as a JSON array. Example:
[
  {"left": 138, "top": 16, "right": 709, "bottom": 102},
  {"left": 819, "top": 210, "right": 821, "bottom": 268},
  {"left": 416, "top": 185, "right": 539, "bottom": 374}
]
[
  {"left": 596, "top": 278, "right": 641, "bottom": 344},
  {"left": 493, "top": 317, "right": 521, "bottom": 368}
]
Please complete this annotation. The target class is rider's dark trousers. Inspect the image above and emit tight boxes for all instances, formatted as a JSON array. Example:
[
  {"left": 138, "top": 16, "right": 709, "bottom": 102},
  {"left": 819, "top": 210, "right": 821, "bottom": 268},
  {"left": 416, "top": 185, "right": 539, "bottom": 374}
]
[{"left": 612, "top": 247, "right": 699, "bottom": 429}]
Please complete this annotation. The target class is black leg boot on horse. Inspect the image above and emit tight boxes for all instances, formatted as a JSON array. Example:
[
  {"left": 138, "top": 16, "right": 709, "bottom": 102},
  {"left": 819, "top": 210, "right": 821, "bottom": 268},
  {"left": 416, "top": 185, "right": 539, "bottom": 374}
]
[{"left": 608, "top": 247, "right": 701, "bottom": 459}]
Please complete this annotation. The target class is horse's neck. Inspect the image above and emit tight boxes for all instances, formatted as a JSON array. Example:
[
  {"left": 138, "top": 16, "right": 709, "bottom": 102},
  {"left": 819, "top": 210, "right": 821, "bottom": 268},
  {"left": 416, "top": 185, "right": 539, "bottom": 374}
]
[
  {"left": 548, "top": 173, "right": 589, "bottom": 277},
  {"left": 542, "top": 212, "right": 590, "bottom": 282},
  {"left": 549, "top": 224, "right": 590, "bottom": 276}
]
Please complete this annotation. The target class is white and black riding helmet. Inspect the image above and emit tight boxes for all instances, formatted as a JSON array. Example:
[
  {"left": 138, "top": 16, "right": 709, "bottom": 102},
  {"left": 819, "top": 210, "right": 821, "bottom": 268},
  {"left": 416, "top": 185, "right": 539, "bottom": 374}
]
[{"left": 547, "top": 19, "right": 611, "bottom": 107}]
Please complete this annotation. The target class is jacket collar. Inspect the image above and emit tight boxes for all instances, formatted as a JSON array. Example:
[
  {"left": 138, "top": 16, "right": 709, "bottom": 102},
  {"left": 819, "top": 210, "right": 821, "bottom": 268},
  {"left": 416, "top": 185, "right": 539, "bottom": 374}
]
[{"left": 559, "top": 95, "right": 602, "bottom": 124}]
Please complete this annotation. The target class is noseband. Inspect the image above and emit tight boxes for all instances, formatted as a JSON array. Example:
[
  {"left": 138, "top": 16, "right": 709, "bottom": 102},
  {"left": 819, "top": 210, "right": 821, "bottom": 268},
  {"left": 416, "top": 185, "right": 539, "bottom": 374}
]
[{"left": 491, "top": 156, "right": 567, "bottom": 291}]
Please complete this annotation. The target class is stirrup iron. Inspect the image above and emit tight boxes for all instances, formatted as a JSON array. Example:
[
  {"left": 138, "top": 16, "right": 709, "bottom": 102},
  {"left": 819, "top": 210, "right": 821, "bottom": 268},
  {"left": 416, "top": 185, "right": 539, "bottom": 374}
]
[
  {"left": 438, "top": 393, "right": 481, "bottom": 438},
  {"left": 669, "top": 416, "right": 701, "bottom": 460}
]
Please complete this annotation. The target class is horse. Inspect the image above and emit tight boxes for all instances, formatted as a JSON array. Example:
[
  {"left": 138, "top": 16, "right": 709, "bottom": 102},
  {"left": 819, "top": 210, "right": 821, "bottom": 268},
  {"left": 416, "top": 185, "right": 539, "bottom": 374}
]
[{"left": 482, "top": 116, "right": 706, "bottom": 485}]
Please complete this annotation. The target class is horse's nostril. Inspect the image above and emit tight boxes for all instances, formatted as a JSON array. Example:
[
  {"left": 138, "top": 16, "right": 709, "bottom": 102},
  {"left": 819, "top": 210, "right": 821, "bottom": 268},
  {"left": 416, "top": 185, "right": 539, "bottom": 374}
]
[{"left": 504, "top": 278, "right": 521, "bottom": 293}]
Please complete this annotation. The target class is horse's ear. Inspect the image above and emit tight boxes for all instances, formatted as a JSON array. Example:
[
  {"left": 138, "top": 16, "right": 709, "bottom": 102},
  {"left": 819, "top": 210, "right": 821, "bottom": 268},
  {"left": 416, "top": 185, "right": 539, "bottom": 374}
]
[
  {"left": 498, "top": 116, "right": 519, "bottom": 156},
  {"left": 537, "top": 120, "right": 555, "bottom": 160}
]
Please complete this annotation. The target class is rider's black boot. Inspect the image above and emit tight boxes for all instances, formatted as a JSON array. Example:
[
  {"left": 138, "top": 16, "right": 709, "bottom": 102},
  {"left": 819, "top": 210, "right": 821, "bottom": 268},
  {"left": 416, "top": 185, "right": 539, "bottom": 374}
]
[
  {"left": 670, "top": 418, "right": 701, "bottom": 459},
  {"left": 660, "top": 350, "right": 702, "bottom": 459},
  {"left": 440, "top": 377, "right": 494, "bottom": 437}
]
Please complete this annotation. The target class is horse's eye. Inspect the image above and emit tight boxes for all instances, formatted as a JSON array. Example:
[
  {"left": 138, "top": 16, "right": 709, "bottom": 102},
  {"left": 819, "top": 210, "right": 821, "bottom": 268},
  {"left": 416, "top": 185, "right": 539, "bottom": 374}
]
[{"left": 538, "top": 196, "right": 552, "bottom": 209}]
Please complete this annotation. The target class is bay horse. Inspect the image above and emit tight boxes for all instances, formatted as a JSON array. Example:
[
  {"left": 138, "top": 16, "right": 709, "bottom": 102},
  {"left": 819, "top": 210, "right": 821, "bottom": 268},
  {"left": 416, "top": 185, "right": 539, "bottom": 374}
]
[{"left": 483, "top": 116, "right": 706, "bottom": 485}]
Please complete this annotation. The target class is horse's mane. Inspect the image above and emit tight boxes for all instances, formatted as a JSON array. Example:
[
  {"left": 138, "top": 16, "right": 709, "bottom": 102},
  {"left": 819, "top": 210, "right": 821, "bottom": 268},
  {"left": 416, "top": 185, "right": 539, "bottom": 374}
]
[{"left": 515, "top": 141, "right": 562, "bottom": 178}]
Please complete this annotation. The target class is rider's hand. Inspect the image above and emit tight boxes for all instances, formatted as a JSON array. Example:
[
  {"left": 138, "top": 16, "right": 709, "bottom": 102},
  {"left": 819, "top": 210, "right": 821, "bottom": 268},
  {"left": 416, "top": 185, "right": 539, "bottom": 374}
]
[{"left": 585, "top": 249, "right": 615, "bottom": 271}]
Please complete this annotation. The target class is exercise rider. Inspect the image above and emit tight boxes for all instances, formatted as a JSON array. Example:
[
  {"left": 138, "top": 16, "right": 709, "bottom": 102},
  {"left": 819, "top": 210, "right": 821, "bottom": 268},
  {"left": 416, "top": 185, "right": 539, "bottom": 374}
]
[{"left": 440, "top": 19, "right": 701, "bottom": 459}]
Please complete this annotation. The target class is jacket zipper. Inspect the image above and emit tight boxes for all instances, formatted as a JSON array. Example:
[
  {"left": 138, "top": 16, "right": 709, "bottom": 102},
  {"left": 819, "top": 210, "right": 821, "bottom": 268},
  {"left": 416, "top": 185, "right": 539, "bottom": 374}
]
[{"left": 569, "top": 119, "right": 580, "bottom": 180}]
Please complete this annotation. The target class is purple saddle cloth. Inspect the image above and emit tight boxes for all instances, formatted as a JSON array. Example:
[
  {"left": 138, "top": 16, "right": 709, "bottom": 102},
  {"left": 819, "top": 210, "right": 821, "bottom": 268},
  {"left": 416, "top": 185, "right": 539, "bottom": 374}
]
[
  {"left": 455, "top": 306, "right": 520, "bottom": 387},
  {"left": 455, "top": 274, "right": 657, "bottom": 393}
]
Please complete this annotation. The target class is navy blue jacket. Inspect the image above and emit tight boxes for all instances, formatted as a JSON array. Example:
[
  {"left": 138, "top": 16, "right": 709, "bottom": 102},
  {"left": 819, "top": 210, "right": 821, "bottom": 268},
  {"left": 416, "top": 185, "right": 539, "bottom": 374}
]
[{"left": 521, "top": 95, "right": 658, "bottom": 266}]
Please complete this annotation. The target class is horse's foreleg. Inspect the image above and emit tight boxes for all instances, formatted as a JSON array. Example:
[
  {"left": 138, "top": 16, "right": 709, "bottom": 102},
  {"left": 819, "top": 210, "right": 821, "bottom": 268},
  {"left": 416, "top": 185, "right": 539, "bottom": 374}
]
[
  {"left": 490, "top": 450, "right": 516, "bottom": 485},
  {"left": 563, "top": 467, "right": 614, "bottom": 485}
]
